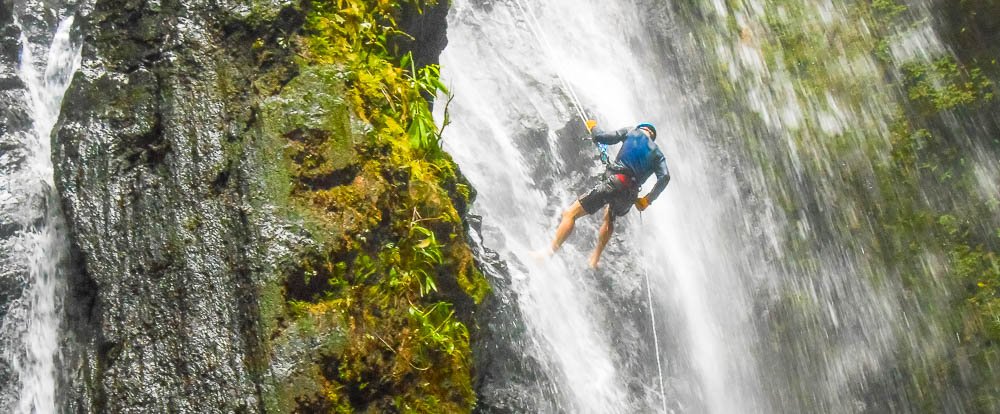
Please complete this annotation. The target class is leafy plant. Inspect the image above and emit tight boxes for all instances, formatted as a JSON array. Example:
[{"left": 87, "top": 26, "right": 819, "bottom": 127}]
[
  {"left": 408, "top": 302, "right": 468, "bottom": 359},
  {"left": 409, "top": 221, "right": 443, "bottom": 296},
  {"left": 402, "top": 52, "right": 451, "bottom": 155}
]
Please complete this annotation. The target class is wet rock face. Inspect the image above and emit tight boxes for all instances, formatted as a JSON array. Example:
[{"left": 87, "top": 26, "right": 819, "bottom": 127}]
[
  {"left": 49, "top": 0, "right": 533, "bottom": 411},
  {"left": 468, "top": 223, "right": 556, "bottom": 414},
  {"left": 0, "top": 0, "right": 25, "bottom": 406},
  {"left": 395, "top": 0, "right": 449, "bottom": 69},
  {"left": 0, "top": 1, "right": 20, "bottom": 83},
  {"left": 0, "top": 0, "right": 28, "bottom": 314},
  {"left": 0, "top": 0, "right": 48, "bottom": 327},
  {"left": 54, "top": 0, "right": 300, "bottom": 411}
]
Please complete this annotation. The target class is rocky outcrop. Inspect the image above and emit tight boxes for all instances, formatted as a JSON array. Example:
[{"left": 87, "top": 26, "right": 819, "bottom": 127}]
[
  {"left": 54, "top": 0, "right": 303, "bottom": 411},
  {"left": 51, "top": 0, "right": 530, "bottom": 412},
  {"left": 0, "top": 0, "right": 28, "bottom": 406},
  {"left": 0, "top": 0, "right": 30, "bottom": 328},
  {"left": 394, "top": 0, "right": 449, "bottom": 69},
  {"left": 466, "top": 220, "right": 555, "bottom": 414}
]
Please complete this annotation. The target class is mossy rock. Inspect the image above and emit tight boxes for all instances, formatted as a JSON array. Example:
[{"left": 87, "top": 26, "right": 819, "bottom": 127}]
[{"left": 261, "top": 65, "right": 359, "bottom": 176}]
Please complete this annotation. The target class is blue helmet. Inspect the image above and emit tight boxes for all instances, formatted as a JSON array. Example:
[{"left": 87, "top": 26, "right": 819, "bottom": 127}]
[{"left": 636, "top": 123, "right": 657, "bottom": 140}]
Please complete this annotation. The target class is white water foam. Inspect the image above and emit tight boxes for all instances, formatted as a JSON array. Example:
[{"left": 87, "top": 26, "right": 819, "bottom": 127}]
[{"left": 1, "top": 14, "right": 81, "bottom": 414}]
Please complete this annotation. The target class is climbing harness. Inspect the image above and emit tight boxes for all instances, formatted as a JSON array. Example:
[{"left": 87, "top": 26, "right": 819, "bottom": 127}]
[
  {"left": 597, "top": 142, "right": 611, "bottom": 165},
  {"left": 509, "top": 1, "right": 669, "bottom": 411}
]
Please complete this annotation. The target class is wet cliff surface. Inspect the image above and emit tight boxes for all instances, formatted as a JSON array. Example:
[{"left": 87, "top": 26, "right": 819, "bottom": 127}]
[
  {"left": 55, "top": 0, "right": 292, "bottom": 410},
  {"left": 440, "top": 0, "right": 1000, "bottom": 412},
  {"left": 0, "top": 0, "right": 30, "bottom": 330},
  {"left": 45, "top": 0, "right": 527, "bottom": 412},
  {"left": 0, "top": 0, "right": 31, "bottom": 405}
]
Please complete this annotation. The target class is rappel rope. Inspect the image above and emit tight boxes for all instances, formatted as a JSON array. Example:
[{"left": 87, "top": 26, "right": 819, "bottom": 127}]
[
  {"left": 510, "top": 0, "right": 589, "bottom": 125},
  {"left": 637, "top": 218, "right": 669, "bottom": 414},
  {"left": 509, "top": 1, "right": 669, "bottom": 411}
]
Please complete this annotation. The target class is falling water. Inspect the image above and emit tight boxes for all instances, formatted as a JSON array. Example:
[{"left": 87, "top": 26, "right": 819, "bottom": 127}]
[
  {"left": 1, "top": 14, "right": 80, "bottom": 414},
  {"left": 440, "top": 0, "right": 991, "bottom": 412},
  {"left": 440, "top": 0, "right": 709, "bottom": 411}
]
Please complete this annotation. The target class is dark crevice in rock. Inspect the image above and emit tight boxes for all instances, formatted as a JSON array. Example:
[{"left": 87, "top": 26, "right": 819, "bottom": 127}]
[
  {"left": 60, "top": 240, "right": 107, "bottom": 413},
  {"left": 283, "top": 249, "right": 357, "bottom": 303},
  {"left": 299, "top": 163, "right": 360, "bottom": 192},
  {"left": 286, "top": 126, "right": 362, "bottom": 191},
  {"left": 343, "top": 367, "right": 393, "bottom": 411},
  {"left": 0, "top": 221, "right": 18, "bottom": 240},
  {"left": 0, "top": 0, "right": 12, "bottom": 25},
  {"left": 0, "top": 76, "right": 21, "bottom": 90},
  {"left": 125, "top": 113, "right": 168, "bottom": 169},
  {"left": 211, "top": 167, "right": 230, "bottom": 193},
  {"left": 227, "top": 199, "right": 269, "bottom": 414},
  {"left": 393, "top": 0, "right": 449, "bottom": 70}
]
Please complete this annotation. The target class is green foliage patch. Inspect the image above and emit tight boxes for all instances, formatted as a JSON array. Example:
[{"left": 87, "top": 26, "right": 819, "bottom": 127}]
[
  {"left": 901, "top": 58, "right": 995, "bottom": 114},
  {"left": 254, "top": 0, "right": 490, "bottom": 412}
]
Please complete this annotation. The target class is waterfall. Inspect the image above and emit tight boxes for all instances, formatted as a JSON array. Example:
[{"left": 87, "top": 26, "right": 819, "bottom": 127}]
[
  {"left": 0, "top": 13, "right": 80, "bottom": 413},
  {"left": 440, "top": 0, "right": 992, "bottom": 412},
  {"left": 440, "top": 0, "right": 716, "bottom": 411}
]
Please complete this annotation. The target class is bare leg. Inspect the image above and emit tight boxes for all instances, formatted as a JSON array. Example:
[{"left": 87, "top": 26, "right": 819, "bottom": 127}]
[
  {"left": 589, "top": 207, "right": 614, "bottom": 268},
  {"left": 549, "top": 201, "right": 588, "bottom": 254}
]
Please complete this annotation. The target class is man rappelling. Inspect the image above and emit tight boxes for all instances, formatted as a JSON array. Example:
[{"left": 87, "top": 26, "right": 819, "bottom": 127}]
[{"left": 539, "top": 121, "right": 671, "bottom": 268}]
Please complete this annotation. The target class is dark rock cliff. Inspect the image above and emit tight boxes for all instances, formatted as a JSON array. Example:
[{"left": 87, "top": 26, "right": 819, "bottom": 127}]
[
  {"left": 394, "top": 0, "right": 449, "bottom": 69},
  {"left": 0, "top": 0, "right": 30, "bottom": 406},
  {"left": 0, "top": 0, "right": 30, "bottom": 329},
  {"left": 54, "top": 0, "right": 303, "bottom": 411}
]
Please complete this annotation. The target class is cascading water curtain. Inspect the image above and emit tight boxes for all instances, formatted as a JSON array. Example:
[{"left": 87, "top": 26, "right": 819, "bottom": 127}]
[
  {"left": 438, "top": 0, "right": 734, "bottom": 412},
  {"left": 0, "top": 13, "right": 80, "bottom": 413},
  {"left": 438, "top": 0, "right": 971, "bottom": 412}
]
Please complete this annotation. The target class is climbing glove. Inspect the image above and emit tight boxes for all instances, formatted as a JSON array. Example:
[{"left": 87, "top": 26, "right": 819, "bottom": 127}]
[
  {"left": 635, "top": 196, "right": 651, "bottom": 211},
  {"left": 585, "top": 119, "right": 598, "bottom": 133}
]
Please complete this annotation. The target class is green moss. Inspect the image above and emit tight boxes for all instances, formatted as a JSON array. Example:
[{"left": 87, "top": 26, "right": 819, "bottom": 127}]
[
  {"left": 252, "top": 1, "right": 483, "bottom": 412},
  {"left": 261, "top": 299, "right": 351, "bottom": 413},
  {"left": 901, "top": 58, "right": 995, "bottom": 114},
  {"left": 871, "top": 0, "right": 907, "bottom": 21},
  {"left": 449, "top": 242, "right": 491, "bottom": 305},
  {"left": 260, "top": 65, "right": 359, "bottom": 182},
  {"left": 258, "top": 281, "right": 287, "bottom": 337}
]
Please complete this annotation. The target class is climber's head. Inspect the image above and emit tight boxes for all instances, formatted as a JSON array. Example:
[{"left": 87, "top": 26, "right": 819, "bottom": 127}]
[{"left": 637, "top": 123, "right": 657, "bottom": 141}]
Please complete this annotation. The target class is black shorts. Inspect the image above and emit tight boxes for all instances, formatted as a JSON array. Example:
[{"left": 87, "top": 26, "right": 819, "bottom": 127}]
[{"left": 579, "top": 174, "right": 639, "bottom": 217}]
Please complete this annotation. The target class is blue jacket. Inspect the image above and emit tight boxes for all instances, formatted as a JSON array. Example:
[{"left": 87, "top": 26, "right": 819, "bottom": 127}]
[{"left": 593, "top": 127, "right": 671, "bottom": 201}]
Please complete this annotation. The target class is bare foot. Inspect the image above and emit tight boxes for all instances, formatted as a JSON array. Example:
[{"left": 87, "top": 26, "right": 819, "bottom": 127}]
[
  {"left": 588, "top": 256, "right": 600, "bottom": 269},
  {"left": 529, "top": 248, "right": 554, "bottom": 262}
]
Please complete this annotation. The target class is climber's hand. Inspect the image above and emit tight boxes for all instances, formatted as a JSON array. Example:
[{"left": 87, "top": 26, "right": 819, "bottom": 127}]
[{"left": 635, "top": 196, "right": 651, "bottom": 211}]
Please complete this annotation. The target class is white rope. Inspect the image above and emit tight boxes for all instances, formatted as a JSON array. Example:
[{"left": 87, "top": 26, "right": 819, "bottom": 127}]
[
  {"left": 638, "top": 214, "right": 669, "bottom": 413},
  {"left": 643, "top": 259, "right": 669, "bottom": 413}
]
